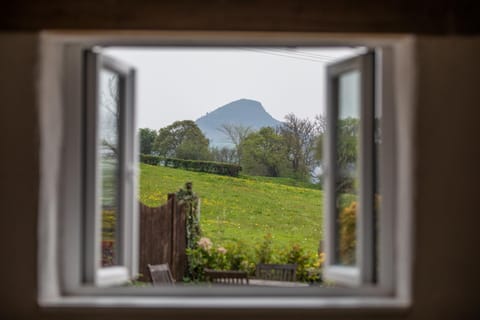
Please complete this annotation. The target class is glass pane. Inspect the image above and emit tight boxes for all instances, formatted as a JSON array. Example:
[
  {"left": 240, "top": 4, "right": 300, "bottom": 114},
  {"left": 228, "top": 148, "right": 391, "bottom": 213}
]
[
  {"left": 335, "top": 70, "right": 360, "bottom": 266},
  {"left": 99, "top": 69, "right": 121, "bottom": 267}
]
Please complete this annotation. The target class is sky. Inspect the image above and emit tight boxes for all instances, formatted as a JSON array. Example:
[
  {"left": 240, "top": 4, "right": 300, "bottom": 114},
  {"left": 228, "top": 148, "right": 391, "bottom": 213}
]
[{"left": 105, "top": 47, "right": 360, "bottom": 129}]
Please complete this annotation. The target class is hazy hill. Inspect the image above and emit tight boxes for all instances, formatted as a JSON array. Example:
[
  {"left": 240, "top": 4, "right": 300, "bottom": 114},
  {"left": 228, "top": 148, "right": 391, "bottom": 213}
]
[{"left": 195, "top": 99, "right": 282, "bottom": 148}]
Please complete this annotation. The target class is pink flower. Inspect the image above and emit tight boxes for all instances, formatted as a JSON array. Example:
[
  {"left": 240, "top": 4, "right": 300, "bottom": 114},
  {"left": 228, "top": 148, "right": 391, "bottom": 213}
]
[
  {"left": 217, "top": 247, "right": 227, "bottom": 254},
  {"left": 197, "top": 237, "right": 212, "bottom": 250}
]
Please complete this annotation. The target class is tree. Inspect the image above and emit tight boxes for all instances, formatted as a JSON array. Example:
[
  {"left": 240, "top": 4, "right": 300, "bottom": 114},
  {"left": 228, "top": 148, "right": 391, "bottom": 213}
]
[
  {"left": 241, "top": 127, "right": 289, "bottom": 177},
  {"left": 139, "top": 128, "right": 157, "bottom": 155},
  {"left": 313, "top": 114, "right": 327, "bottom": 158},
  {"left": 280, "top": 113, "right": 321, "bottom": 180},
  {"left": 100, "top": 74, "right": 120, "bottom": 157},
  {"left": 153, "top": 120, "right": 211, "bottom": 160},
  {"left": 217, "top": 124, "right": 252, "bottom": 164},
  {"left": 335, "top": 117, "right": 360, "bottom": 193},
  {"left": 313, "top": 115, "right": 359, "bottom": 191},
  {"left": 336, "top": 118, "right": 359, "bottom": 167},
  {"left": 210, "top": 146, "right": 237, "bottom": 163},
  {"left": 313, "top": 114, "right": 327, "bottom": 182}
]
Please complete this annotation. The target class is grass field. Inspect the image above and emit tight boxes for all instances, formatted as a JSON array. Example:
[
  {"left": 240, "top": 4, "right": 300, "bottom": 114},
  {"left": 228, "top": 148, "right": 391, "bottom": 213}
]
[{"left": 139, "top": 164, "right": 323, "bottom": 253}]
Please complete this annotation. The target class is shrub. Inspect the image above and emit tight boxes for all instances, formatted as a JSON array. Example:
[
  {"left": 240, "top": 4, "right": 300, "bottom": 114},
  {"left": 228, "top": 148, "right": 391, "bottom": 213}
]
[
  {"left": 224, "top": 240, "right": 256, "bottom": 275},
  {"left": 338, "top": 201, "right": 357, "bottom": 265},
  {"left": 185, "top": 234, "right": 325, "bottom": 284},
  {"left": 176, "top": 182, "right": 202, "bottom": 251},
  {"left": 278, "top": 244, "right": 324, "bottom": 283},
  {"left": 140, "top": 154, "right": 161, "bottom": 165},
  {"left": 185, "top": 237, "right": 255, "bottom": 282},
  {"left": 254, "top": 238, "right": 325, "bottom": 283},
  {"left": 255, "top": 233, "right": 274, "bottom": 264},
  {"left": 139, "top": 154, "right": 242, "bottom": 177}
]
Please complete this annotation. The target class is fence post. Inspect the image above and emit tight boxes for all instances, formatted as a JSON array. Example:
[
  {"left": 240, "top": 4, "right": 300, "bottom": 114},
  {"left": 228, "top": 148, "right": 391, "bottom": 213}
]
[{"left": 167, "top": 193, "right": 176, "bottom": 279}]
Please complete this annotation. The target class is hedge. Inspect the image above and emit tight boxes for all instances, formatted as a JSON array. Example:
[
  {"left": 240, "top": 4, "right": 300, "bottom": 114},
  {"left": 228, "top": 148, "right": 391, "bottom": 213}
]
[
  {"left": 139, "top": 154, "right": 242, "bottom": 177},
  {"left": 140, "top": 154, "right": 161, "bottom": 166}
]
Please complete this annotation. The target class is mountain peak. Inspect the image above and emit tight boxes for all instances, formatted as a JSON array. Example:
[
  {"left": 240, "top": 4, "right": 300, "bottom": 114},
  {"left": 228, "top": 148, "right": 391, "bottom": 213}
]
[
  {"left": 225, "top": 98, "right": 263, "bottom": 108},
  {"left": 197, "top": 99, "right": 266, "bottom": 121},
  {"left": 196, "top": 99, "right": 281, "bottom": 148}
]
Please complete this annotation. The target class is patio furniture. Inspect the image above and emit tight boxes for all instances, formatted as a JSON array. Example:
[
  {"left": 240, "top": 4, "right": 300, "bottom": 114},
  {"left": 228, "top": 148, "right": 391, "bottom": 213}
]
[
  {"left": 148, "top": 263, "right": 175, "bottom": 286},
  {"left": 255, "top": 263, "right": 297, "bottom": 282},
  {"left": 204, "top": 269, "right": 249, "bottom": 285}
]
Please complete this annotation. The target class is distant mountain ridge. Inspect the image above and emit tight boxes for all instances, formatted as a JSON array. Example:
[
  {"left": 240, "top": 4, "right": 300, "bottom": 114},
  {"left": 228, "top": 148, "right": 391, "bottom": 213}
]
[{"left": 195, "top": 99, "right": 281, "bottom": 148}]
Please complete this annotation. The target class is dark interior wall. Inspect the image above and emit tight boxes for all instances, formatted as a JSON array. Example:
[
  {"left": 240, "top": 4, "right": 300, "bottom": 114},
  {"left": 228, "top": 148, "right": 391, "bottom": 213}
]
[
  {"left": 0, "top": 33, "right": 39, "bottom": 319},
  {"left": 413, "top": 37, "right": 480, "bottom": 319},
  {"left": 1, "top": 0, "right": 479, "bottom": 34},
  {"left": 0, "top": 1, "right": 480, "bottom": 320}
]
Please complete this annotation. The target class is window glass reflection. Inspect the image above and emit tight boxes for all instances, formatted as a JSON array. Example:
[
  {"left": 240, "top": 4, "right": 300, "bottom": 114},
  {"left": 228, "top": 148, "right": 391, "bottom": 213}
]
[
  {"left": 335, "top": 70, "right": 360, "bottom": 266},
  {"left": 99, "top": 69, "right": 120, "bottom": 267}
]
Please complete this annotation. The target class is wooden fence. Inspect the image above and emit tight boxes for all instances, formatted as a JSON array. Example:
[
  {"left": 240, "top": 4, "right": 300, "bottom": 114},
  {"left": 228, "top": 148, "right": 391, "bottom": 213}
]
[{"left": 138, "top": 193, "right": 187, "bottom": 282}]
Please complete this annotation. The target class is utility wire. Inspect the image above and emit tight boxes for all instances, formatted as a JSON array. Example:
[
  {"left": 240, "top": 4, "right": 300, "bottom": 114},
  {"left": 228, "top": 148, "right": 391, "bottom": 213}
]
[
  {"left": 282, "top": 49, "right": 337, "bottom": 61},
  {"left": 261, "top": 48, "right": 333, "bottom": 62},
  {"left": 278, "top": 49, "right": 334, "bottom": 62},
  {"left": 240, "top": 47, "right": 332, "bottom": 63}
]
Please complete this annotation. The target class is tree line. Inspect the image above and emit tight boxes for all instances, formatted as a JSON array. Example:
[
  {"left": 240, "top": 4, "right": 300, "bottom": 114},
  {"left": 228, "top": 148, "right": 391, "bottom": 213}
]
[{"left": 140, "top": 114, "right": 358, "bottom": 186}]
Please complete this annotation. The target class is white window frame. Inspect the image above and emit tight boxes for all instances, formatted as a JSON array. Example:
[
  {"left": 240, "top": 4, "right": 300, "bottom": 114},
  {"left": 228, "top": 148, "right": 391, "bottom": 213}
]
[
  {"left": 323, "top": 49, "right": 396, "bottom": 291},
  {"left": 323, "top": 51, "right": 376, "bottom": 286},
  {"left": 84, "top": 49, "right": 138, "bottom": 287},
  {"left": 38, "top": 32, "right": 412, "bottom": 311}
]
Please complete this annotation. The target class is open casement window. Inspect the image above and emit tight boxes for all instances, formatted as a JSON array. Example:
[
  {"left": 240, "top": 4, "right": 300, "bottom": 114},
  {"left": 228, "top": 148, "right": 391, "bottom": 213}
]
[
  {"left": 84, "top": 49, "right": 138, "bottom": 287},
  {"left": 324, "top": 51, "right": 376, "bottom": 286}
]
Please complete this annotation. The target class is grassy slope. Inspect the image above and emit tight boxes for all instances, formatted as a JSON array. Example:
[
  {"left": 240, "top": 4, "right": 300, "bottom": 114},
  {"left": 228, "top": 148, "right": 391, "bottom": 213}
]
[
  {"left": 239, "top": 174, "right": 321, "bottom": 190},
  {"left": 139, "top": 164, "right": 323, "bottom": 252}
]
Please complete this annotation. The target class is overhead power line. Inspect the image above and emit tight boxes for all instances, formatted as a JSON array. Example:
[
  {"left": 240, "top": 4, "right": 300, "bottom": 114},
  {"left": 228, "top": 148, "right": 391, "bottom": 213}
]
[
  {"left": 283, "top": 49, "right": 337, "bottom": 61},
  {"left": 240, "top": 47, "right": 333, "bottom": 63}
]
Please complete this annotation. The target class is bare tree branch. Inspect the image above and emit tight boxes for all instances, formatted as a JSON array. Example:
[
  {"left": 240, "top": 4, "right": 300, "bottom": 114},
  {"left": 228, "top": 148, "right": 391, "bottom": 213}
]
[{"left": 217, "top": 124, "right": 252, "bottom": 164}]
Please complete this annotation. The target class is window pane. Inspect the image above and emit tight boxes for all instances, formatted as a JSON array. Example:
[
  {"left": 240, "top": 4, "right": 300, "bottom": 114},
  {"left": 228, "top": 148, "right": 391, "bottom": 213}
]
[
  {"left": 99, "top": 69, "right": 121, "bottom": 267},
  {"left": 335, "top": 70, "right": 360, "bottom": 266}
]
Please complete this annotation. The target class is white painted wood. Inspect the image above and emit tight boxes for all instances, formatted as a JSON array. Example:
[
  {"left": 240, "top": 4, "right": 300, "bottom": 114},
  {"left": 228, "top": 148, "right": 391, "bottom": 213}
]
[
  {"left": 40, "top": 295, "right": 410, "bottom": 310},
  {"left": 84, "top": 49, "right": 138, "bottom": 286},
  {"left": 125, "top": 67, "right": 139, "bottom": 279},
  {"left": 37, "top": 32, "right": 414, "bottom": 311},
  {"left": 38, "top": 35, "right": 63, "bottom": 302},
  {"left": 61, "top": 44, "right": 88, "bottom": 293},
  {"left": 375, "top": 47, "right": 396, "bottom": 293},
  {"left": 391, "top": 37, "right": 415, "bottom": 304},
  {"left": 358, "top": 51, "right": 375, "bottom": 285},
  {"left": 84, "top": 49, "right": 102, "bottom": 285},
  {"left": 324, "top": 266, "right": 361, "bottom": 286},
  {"left": 97, "top": 267, "right": 130, "bottom": 288},
  {"left": 324, "top": 52, "right": 376, "bottom": 286}
]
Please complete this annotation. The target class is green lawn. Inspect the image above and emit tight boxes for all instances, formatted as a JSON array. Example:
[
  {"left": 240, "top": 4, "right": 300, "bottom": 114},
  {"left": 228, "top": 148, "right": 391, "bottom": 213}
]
[
  {"left": 239, "top": 174, "right": 321, "bottom": 190},
  {"left": 101, "top": 159, "right": 118, "bottom": 241},
  {"left": 139, "top": 164, "right": 323, "bottom": 253}
]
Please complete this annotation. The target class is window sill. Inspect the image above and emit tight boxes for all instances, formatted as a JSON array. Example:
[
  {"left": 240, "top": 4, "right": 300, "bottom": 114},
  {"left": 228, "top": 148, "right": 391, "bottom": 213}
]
[
  {"left": 96, "top": 266, "right": 130, "bottom": 287},
  {"left": 40, "top": 295, "right": 410, "bottom": 311}
]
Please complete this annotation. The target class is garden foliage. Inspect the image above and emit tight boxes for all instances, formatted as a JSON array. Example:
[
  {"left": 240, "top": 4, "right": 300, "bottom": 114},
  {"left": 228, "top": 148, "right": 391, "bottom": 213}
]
[
  {"left": 338, "top": 201, "right": 357, "bottom": 265},
  {"left": 176, "top": 182, "right": 202, "bottom": 251},
  {"left": 140, "top": 154, "right": 242, "bottom": 177},
  {"left": 153, "top": 120, "right": 211, "bottom": 161},
  {"left": 185, "top": 234, "right": 324, "bottom": 283}
]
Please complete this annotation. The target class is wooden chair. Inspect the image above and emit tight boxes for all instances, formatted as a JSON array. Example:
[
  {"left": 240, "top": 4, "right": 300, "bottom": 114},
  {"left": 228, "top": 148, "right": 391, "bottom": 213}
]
[
  {"left": 148, "top": 263, "right": 175, "bottom": 286},
  {"left": 204, "top": 269, "right": 249, "bottom": 285},
  {"left": 255, "top": 263, "right": 297, "bottom": 282}
]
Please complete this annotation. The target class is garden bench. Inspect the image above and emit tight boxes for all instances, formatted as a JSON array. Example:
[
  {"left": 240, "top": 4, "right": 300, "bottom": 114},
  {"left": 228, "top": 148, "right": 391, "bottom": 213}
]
[
  {"left": 204, "top": 269, "right": 249, "bottom": 285},
  {"left": 148, "top": 263, "right": 175, "bottom": 286},
  {"left": 255, "top": 263, "right": 297, "bottom": 282}
]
